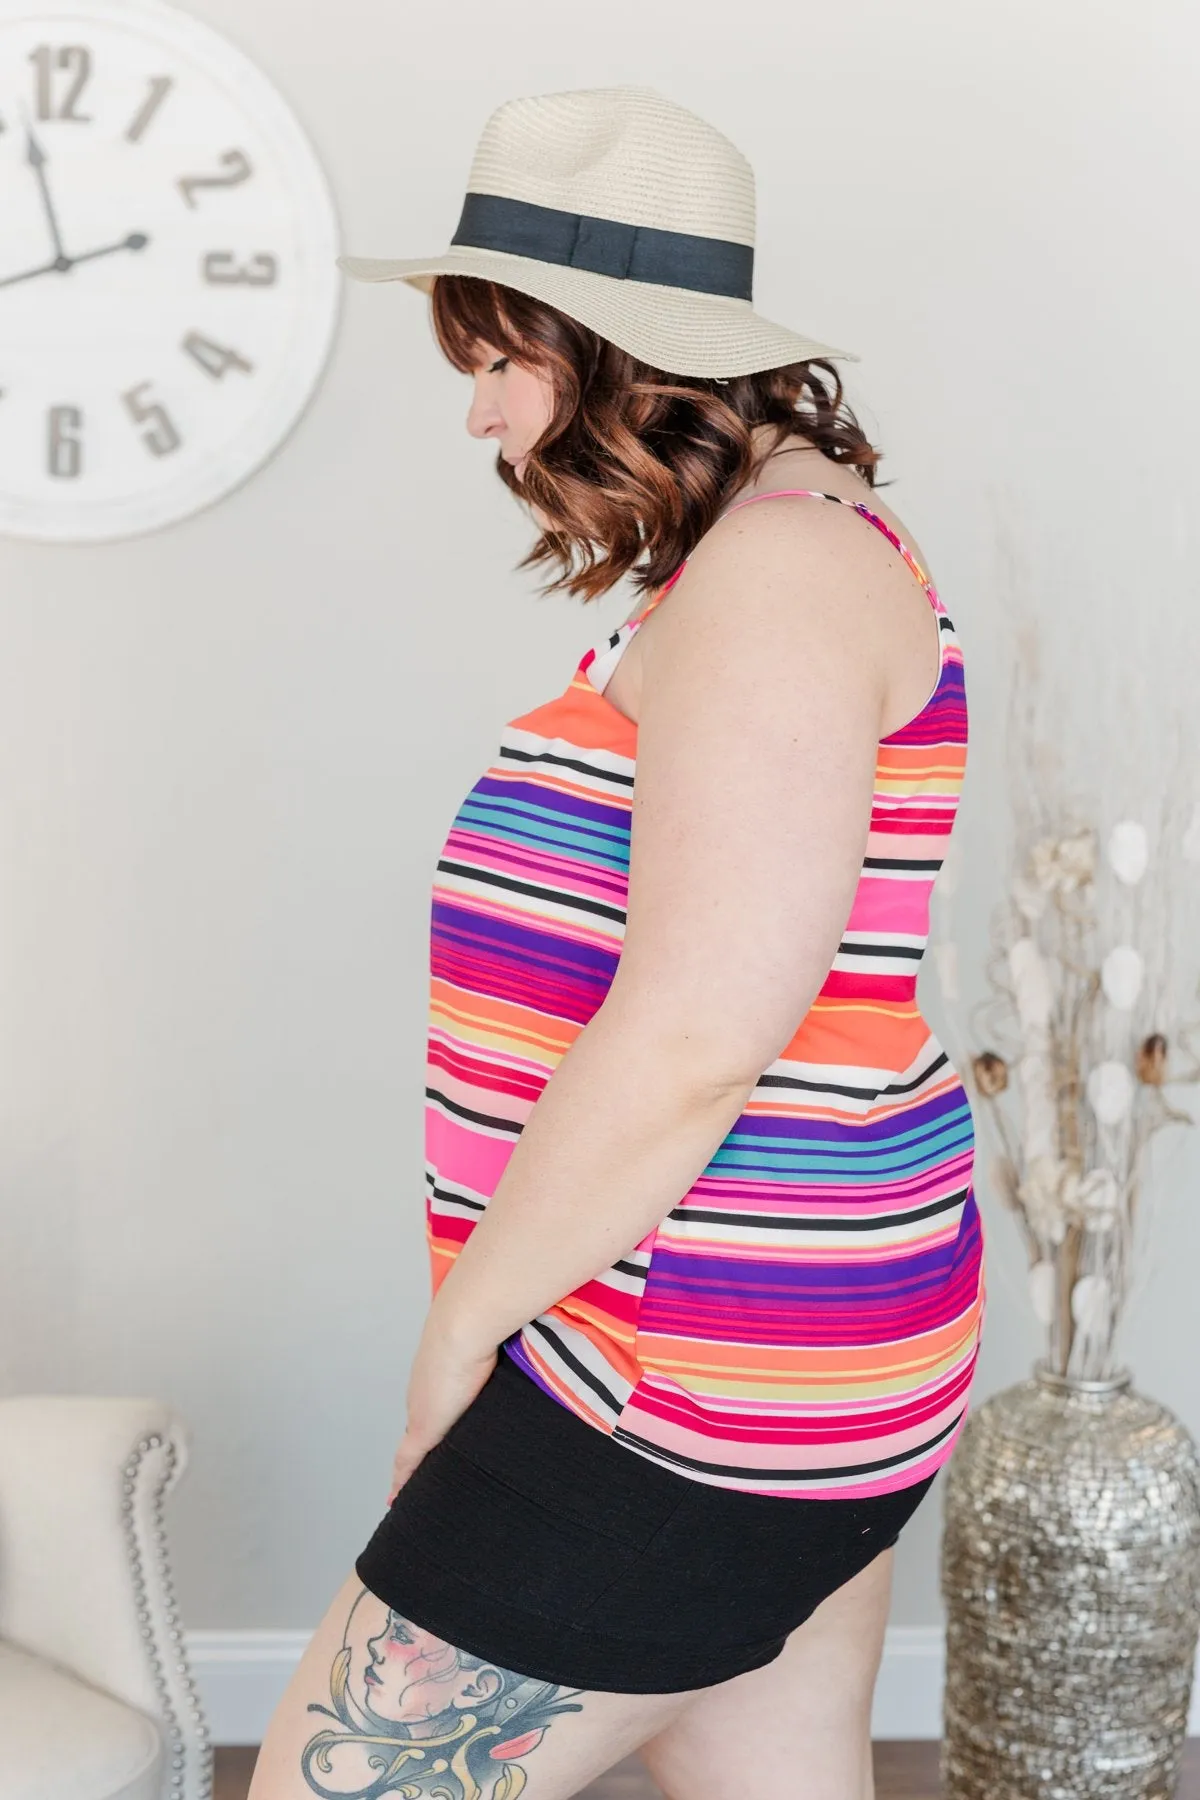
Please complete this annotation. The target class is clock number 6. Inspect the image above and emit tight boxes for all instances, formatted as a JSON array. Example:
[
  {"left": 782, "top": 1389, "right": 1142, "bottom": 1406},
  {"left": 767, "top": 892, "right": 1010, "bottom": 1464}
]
[
  {"left": 123, "top": 384, "right": 182, "bottom": 458},
  {"left": 47, "top": 407, "right": 82, "bottom": 478}
]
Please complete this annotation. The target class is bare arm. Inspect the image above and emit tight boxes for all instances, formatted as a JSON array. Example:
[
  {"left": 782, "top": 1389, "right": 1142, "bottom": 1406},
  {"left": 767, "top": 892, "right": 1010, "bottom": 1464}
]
[{"left": 426, "top": 500, "right": 891, "bottom": 1359}]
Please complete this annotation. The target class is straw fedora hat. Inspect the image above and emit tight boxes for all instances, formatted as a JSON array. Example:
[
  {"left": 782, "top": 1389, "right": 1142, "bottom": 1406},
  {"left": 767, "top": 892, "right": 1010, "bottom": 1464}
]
[{"left": 336, "top": 85, "right": 859, "bottom": 378}]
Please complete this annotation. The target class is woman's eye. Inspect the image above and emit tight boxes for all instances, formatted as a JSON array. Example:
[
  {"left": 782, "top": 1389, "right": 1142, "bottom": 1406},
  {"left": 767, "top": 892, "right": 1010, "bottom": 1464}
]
[{"left": 487, "top": 356, "right": 510, "bottom": 375}]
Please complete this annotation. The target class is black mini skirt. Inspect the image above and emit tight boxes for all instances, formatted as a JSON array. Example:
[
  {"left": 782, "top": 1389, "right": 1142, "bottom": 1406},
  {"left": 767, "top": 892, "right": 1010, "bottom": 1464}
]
[{"left": 356, "top": 1348, "right": 937, "bottom": 1695}]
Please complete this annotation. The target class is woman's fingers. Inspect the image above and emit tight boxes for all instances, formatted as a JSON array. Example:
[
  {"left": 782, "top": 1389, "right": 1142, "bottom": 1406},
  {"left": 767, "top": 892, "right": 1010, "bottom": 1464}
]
[
  {"left": 388, "top": 1428, "right": 433, "bottom": 1501},
  {"left": 385, "top": 1338, "right": 499, "bottom": 1503}
]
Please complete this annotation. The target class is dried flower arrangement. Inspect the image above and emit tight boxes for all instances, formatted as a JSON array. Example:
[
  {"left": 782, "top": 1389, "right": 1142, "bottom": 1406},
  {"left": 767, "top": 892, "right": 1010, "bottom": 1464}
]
[{"left": 933, "top": 622, "right": 1200, "bottom": 1383}]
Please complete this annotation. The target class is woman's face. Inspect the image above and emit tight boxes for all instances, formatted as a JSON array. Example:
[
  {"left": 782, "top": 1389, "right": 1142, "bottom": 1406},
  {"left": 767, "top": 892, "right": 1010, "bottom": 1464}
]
[
  {"left": 465, "top": 338, "right": 554, "bottom": 482},
  {"left": 362, "top": 1611, "right": 501, "bottom": 1725}
]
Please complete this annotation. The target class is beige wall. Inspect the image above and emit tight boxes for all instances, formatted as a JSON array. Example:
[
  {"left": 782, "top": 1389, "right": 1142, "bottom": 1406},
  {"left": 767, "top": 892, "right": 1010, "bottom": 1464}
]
[{"left": 3, "top": 0, "right": 1199, "bottom": 1640}]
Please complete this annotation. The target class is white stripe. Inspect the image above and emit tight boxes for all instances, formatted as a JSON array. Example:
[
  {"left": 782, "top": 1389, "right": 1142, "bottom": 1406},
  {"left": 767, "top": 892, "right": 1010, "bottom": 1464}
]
[
  {"left": 522, "top": 1317, "right": 636, "bottom": 1418},
  {"left": 434, "top": 866, "right": 628, "bottom": 934}
]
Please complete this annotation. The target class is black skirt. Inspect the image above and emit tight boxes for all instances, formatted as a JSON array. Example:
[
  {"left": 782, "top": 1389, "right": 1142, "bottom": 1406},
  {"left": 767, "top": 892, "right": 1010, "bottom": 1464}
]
[{"left": 356, "top": 1348, "right": 937, "bottom": 1695}]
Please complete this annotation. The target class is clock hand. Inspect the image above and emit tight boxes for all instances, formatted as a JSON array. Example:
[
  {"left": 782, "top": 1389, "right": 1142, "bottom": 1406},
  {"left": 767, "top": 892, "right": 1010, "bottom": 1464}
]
[
  {"left": 24, "top": 119, "right": 70, "bottom": 269},
  {"left": 0, "top": 233, "right": 149, "bottom": 288},
  {"left": 69, "top": 231, "right": 150, "bottom": 266},
  {"left": 0, "top": 254, "right": 61, "bottom": 289}
]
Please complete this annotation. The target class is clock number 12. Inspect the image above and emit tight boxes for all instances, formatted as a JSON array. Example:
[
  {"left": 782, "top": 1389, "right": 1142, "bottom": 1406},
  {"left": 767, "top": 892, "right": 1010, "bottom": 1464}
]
[{"left": 30, "top": 44, "right": 92, "bottom": 121}]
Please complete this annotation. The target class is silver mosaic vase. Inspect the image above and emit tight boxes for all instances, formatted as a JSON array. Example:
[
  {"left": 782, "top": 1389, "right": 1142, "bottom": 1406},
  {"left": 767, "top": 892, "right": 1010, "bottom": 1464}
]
[{"left": 940, "top": 1364, "right": 1200, "bottom": 1800}]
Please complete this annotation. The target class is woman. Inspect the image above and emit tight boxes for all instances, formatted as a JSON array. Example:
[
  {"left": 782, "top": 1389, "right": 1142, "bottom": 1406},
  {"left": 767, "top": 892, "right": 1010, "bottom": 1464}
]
[{"left": 250, "top": 85, "right": 986, "bottom": 1800}]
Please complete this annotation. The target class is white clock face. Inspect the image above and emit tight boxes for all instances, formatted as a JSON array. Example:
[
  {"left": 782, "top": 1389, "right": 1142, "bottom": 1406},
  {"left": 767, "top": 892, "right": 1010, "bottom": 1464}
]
[{"left": 0, "top": 0, "right": 341, "bottom": 541}]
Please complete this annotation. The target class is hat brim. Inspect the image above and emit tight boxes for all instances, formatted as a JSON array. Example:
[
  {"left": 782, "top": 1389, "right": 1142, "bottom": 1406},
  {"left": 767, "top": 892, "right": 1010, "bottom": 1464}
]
[{"left": 335, "top": 244, "right": 858, "bottom": 377}]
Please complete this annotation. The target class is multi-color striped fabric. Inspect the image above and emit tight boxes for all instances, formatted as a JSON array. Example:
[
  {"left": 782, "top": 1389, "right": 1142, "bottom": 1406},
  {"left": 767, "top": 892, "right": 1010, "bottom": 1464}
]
[{"left": 425, "top": 488, "right": 986, "bottom": 1499}]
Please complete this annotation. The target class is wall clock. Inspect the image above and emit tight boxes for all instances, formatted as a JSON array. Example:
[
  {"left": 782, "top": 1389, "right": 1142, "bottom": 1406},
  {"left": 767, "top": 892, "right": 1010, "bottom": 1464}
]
[{"left": 0, "top": 0, "right": 341, "bottom": 542}]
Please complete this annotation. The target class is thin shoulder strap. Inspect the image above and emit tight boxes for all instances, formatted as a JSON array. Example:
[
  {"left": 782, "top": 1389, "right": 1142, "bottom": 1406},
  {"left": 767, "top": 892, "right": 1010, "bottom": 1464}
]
[
  {"left": 627, "top": 485, "right": 938, "bottom": 639},
  {"left": 716, "top": 487, "right": 936, "bottom": 597}
]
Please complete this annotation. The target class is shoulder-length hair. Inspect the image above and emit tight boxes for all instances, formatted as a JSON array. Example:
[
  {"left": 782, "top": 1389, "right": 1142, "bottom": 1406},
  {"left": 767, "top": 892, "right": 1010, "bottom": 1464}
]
[{"left": 429, "top": 274, "right": 884, "bottom": 603}]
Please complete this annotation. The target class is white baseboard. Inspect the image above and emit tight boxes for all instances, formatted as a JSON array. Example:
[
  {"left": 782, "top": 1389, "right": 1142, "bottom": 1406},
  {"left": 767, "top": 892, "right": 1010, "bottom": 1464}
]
[
  {"left": 188, "top": 1630, "right": 312, "bottom": 1748},
  {"left": 189, "top": 1623, "right": 1200, "bottom": 1748},
  {"left": 187, "top": 1625, "right": 948, "bottom": 1746}
]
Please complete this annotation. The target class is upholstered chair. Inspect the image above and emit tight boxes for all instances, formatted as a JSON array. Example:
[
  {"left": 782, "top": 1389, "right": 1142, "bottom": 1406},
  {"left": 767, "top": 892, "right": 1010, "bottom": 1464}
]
[{"left": 0, "top": 1396, "right": 211, "bottom": 1800}]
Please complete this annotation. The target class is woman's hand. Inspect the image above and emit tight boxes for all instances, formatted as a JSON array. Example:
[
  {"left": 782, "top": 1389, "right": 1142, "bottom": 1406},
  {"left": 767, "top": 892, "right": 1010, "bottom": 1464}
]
[{"left": 387, "top": 1318, "right": 498, "bottom": 1503}]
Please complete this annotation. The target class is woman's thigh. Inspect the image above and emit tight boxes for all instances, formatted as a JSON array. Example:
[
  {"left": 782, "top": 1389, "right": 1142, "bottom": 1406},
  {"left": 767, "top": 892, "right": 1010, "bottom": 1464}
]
[
  {"left": 636, "top": 1544, "right": 896, "bottom": 1800},
  {"left": 246, "top": 1570, "right": 702, "bottom": 1800}
]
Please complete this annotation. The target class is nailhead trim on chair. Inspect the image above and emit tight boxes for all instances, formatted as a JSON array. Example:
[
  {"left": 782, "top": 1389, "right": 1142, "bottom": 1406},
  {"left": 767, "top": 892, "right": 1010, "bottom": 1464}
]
[{"left": 120, "top": 1431, "right": 213, "bottom": 1800}]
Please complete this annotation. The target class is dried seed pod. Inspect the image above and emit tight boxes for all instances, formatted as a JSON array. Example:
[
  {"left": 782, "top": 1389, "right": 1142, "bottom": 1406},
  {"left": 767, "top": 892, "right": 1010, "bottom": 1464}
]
[
  {"left": 1009, "top": 937, "right": 1054, "bottom": 1032},
  {"left": 1071, "top": 1272, "right": 1112, "bottom": 1333},
  {"left": 1101, "top": 944, "right": 1144, "bottom": 1011},
  {"left": 1087, "top": 1059, "right": 1135, "bottom": 1125},
  {"left": 1078, "top": 1168, "right": 1120, "bottom": 1231},
  {"left": 1028, "top": 1260, "right": 1057, "bottom": 1325},
  {"left": 1107, "top": 819, "right": 1149, "bottom": 885},
  {"left": 972, "top": 1051, "right": 1009, "bottom": 1097},
  {"left": 1136, "top": 1032, "right": 1169, "bottom": 1085}
]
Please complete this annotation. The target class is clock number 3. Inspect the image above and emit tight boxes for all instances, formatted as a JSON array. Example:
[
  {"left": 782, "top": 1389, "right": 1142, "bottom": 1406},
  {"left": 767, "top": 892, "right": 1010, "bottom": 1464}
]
[{"left": 204, "top": 252, "right": 278, "bottom": 287}]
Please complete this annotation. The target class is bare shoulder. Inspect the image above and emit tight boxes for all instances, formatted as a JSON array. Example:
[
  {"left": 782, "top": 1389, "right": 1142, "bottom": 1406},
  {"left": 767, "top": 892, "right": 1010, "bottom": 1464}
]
[
  {"left": 714, "top": 442, "right": 933, "bottom": 572},
  {"left": 653, "top": 466, "right": 922, "bottom": 652},
  {"left": 630, "top": 452, "right": 942, "bottom": 740},
  {"left": 693, "top": 461, "right": 931, "bottom": 599}
]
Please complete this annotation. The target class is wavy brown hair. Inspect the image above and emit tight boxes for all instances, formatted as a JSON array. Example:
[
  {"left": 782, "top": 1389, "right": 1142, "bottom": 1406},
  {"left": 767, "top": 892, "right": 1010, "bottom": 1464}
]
[{"left": 429, "top": 274, "right": 886, "bottom": 602}]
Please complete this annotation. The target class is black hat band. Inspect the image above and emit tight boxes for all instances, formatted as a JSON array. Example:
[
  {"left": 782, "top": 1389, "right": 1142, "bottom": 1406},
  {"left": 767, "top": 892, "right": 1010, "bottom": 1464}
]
[{"left": 450, "top": 192, "right": 754, "bottom": 302}]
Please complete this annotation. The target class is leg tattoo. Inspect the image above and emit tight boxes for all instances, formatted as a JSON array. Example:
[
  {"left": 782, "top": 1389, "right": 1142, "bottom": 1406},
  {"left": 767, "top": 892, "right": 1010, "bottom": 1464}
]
[{"left": 300, "top": 1586, "right": 584, "bottom": 1800}]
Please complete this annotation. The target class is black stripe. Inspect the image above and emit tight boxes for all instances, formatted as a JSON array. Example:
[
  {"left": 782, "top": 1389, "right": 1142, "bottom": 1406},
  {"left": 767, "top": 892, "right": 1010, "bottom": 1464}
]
[
  {"left": 451, "top": 191, "right": 754, "bottom": 301},
  {"left": 499, "top": 743, "right": 634, "bottom": 788},
  {"left": 434, "top": 857, "right": 628, "bottom": 924},
  {"left": 756, "top": 1048, "right": 952, "bottom": 1101},
  {"left": 667, "top": 1185, "right": 969, "bottom": 1233},
  {"left": 525, "top": 1317, "right": 624, "bottom": 1415},
  {"left": 756, "top": 1070, "right": 905, "bottom": 1102},
  {"left": 878, "top": 1049, "right": 951, "bottom": 1093},
  {"left": 425, "top": 1087, "right": 523, "bottom": 1137},
  {"left": 426, "top": 1177, "right": 486, "bottom": 1213},
  {"left": 612, "top": 1407, "right": 964, "bottom": 1482},
  {"left": 836, "top": 939, "right": 924, "bottom": 961}
]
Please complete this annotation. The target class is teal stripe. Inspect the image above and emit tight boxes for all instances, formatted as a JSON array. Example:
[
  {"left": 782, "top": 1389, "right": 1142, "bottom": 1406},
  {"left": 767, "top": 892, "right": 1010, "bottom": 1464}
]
[
  {"left": 709, "top": 1121, "right": 975, "bottom": 1180},
  {"left": 456, "top": 798, "right": 631, "bottom": 868}
]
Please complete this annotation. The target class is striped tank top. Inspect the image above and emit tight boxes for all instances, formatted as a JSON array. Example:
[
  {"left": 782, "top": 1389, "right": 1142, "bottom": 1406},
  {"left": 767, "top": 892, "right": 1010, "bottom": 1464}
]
[{"left": 426, "top": 487, "right": 987, "bottom": 1499}]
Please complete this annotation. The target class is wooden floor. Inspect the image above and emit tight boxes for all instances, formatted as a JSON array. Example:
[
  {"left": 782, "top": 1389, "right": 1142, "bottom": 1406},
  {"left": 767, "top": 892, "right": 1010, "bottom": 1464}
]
[
  {"left": 215, "top": 1739, "right": 1200, "bottom": 1798},
  {"left": 213, "top": 1742, "right": 943, "bottom": 1798}
]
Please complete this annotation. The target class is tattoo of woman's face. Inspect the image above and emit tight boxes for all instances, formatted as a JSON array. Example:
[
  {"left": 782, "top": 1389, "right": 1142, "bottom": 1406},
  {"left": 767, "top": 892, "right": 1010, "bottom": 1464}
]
[{"left": 300, "top": 1587, "right": 583, "bottom": 1799}]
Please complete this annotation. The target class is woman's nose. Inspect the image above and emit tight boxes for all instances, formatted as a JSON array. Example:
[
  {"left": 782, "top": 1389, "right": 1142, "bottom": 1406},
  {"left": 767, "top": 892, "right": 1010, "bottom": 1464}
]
[{"left": 466, "top": 379, "right": 503, "bottom": 441}]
